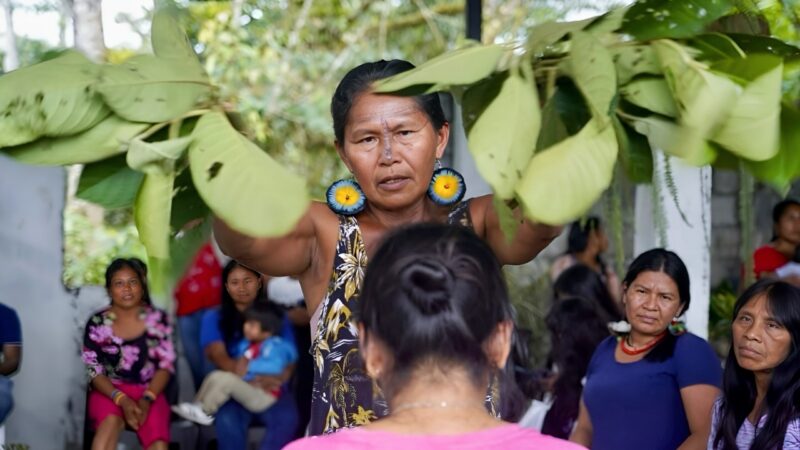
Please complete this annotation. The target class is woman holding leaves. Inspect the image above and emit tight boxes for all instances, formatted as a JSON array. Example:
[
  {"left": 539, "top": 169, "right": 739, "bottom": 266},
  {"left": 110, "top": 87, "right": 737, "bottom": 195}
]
[{"left": 214, "top": 59, "right": 561, "bottom": 435}]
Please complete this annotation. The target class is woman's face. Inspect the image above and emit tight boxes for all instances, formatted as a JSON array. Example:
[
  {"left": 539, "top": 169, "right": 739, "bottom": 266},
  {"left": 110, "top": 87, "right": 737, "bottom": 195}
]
[
  {"left": 336, "top": 91, "right": 449, "bottom": 211},
  {"left": 226, "top": 266, "right": 261, "bottom": 312},
  {"left": 109, "top": 267, "right": 144, "bottom": 310},
  {"left": 590, "top": 228, "right": 609, "bottom": 253},
  {"left": 775, "top": 204, "right": 800, "bottom": 244},
  {"left": 623, "top": 270, "right": 683, "bottom": 337},
  {"left": 732, "top": 294, "right": 792, "bottom": 374}
]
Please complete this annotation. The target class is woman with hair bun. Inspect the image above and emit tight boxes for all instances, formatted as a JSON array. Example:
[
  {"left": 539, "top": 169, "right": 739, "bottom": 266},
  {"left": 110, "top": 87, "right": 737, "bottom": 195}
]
[{"left": 285, "top": 224, "right": 581, "bottom": 449}]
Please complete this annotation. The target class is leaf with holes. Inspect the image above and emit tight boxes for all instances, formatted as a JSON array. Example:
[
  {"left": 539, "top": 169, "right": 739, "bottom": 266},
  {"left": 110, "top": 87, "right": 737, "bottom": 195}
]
[
  {"left": 127, "top": 136, "right": 192, "bottom": 175},
  {"left": 77, "top": 154, "right": 144, "bottom": 209},
  {"left": 97, "top": 55, "right": 210, "bottom": 123},
  {"left": 711, "top": 55, "right": 782, "bottom": 161},
  {"left": 744, "top": 105, "right": 800, "bottom": 194},
  {"left": 135, "top": 170, "right": 175, "bottom": 260},
  {"left": 516, "top": 118, "right": 617, "bottom": 224},
  {"left": 620, "top": 0, "right": 733, "bottom": 41},
  {"left": 620, "top": 78, "right": 677, "bottom": 117},
  {"left": 567, "top": 31, "right": 616, "bottom": 125},
  {"left": 0, "top": 51, "right": 109, "bottom": 147},
  {"left": 2, "top": 114, "right": 148, "bottom": 165},
  {"left": 462, "top": 71, "right": 540, "bottom": 199},
  {"left": 189, "top": 111, "right": 310, "bottom": 237},
  {"left": 611, "top": 45, "right": 663, "bottom": 85},
  {"left": 375, "top": 44, "right": 505, "bottom": 93}
]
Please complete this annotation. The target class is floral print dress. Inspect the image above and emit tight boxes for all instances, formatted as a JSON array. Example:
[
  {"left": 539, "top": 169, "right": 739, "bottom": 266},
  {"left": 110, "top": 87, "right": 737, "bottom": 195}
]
[
  {"left": 82, "top": 306, "right": 175, "bottom": 385},
  {"left": 308, "top": 201, "right": 482, "bottom": 435}
]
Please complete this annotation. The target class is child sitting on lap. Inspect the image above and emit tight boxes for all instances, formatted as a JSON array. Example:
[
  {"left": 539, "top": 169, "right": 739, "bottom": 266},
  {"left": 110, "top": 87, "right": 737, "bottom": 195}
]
[{"left": 172, "top": 302, "right": 297, "bottom": 425}]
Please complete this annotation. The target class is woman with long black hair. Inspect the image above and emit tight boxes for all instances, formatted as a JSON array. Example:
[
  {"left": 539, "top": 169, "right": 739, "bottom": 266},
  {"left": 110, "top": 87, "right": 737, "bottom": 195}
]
[{"left": 709, "top": 279, "right": 800, "bottom": 449}]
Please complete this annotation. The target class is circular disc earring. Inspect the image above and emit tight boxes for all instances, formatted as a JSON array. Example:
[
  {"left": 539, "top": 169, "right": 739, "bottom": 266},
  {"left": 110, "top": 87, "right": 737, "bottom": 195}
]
[
  {"left": 428, "top": 161, "right": 466, "bottom": 206},
  {"left": 326, "top": 179, "right": 366, "bottom": 216}
]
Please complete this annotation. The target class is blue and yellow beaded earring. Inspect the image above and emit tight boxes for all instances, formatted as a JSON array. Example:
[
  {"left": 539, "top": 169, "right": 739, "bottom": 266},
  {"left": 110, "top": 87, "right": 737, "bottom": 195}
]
[
  {"left": 326, "top": 179, "right": 366, "bottom": 216},
  {"left": 428, "top": 160, "right": 466, "bottom": 206}
]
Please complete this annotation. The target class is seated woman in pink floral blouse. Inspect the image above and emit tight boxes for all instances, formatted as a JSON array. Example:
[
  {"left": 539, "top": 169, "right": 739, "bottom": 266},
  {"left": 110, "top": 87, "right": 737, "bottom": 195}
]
[{"left": 82, "top": 258, "right": 176, "bottom": 450}]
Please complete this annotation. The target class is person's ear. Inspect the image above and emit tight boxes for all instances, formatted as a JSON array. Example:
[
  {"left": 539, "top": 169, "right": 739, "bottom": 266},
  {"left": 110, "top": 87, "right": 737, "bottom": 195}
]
[
  {"left": 358, "top": 323, "right": 387, "bottom": 379},
  {"left": 434, "top": 122, "right": 450, "bottom": 160},
  {"left": 484, "top": 320, "right": 514, "bottom": 369}
]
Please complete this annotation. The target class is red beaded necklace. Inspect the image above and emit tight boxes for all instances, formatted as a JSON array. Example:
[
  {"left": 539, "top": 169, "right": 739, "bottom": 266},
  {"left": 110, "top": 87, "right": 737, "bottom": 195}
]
[{"left": 619, "top": 331, "right": 667, "bottom": 355}]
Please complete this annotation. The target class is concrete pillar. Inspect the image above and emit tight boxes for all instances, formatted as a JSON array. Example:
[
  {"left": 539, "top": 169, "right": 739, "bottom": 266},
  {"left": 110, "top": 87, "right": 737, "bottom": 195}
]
[{"left": 634, "top": 152, "right": 711, "bottom": 339}]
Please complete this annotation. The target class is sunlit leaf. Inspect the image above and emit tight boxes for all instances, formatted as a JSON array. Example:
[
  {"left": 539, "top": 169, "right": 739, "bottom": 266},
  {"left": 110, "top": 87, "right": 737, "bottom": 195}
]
[
  {"left": 620, "top": 0, "right": 733, "bottom": 41},
  {"left": 613, "top": 117, "right": 653, "bottom": 183},
  {"left": 2, "top": 114, "right": 148, "bottom": 165},
  {"left": 188, "top": 111, "right": 310, "bottom": 237},
  {"left": 611, "top": 45, "right": 662, "bottom": 85},
  {"left": 567, "top": 31, "right": 616, "bottom": 124},
  {"left": 135, "top": 170, "right": 175, "bottom": 260},
  {"left": 0, "top": 51, "right": 109, "bottom": 147},
  {"left": 516, "top": 118, "right": 618, "bottom": 224},
  {"left": 620, "top": 78, "right": 677, "bottom": 117},
  {"left": 527, "top": 17, "right": 595, "bottom": 52},
  {"left": 151, "top": 10, "right": 197, "bottom": 60},
  {"left": 631, "top": 116, "right": 717, "bottom": 165},
  {"left": 586, "top": 7, "right": 629, "bottom": 35},
  {"left": 127, "top": 136, "right": 192, "bottom": 175},
  {"left": 97, "top": 55, "right": 210, "bottom": 123},
  {"left": 77, "top": 154, "right": 144, "bottom": 209},
  {"left": 375, "top": 44, "right": 505, "bottom": 93},
  {"left": 744, "top": 105, "right": 800, "bottom": 194},
  {"left": 463, "top": 71, "right": 540, "bottom": 199},
  {"left": 712, "top": 56, "right": 783, "bottom": 161}
]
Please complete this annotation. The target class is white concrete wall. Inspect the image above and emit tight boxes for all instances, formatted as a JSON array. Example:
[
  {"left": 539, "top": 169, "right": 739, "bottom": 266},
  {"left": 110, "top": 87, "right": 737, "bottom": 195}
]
[
  {"left": 634, "top": 153, "right": 711, "bottom": 339},
  {"left": 0, "top": 154, "right": 109, "bottom": 449}
]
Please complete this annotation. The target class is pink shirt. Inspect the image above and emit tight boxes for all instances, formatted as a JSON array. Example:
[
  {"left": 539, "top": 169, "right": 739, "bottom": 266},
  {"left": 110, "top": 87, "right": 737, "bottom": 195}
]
[{"left": 283, "top": 424, "right": 585, "bottom": 450}]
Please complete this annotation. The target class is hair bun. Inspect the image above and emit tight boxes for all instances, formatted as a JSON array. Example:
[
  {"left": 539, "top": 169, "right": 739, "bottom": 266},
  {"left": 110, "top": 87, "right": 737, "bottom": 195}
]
[{"left": 400, "top": 260, "right": 453, "bottom": 315}]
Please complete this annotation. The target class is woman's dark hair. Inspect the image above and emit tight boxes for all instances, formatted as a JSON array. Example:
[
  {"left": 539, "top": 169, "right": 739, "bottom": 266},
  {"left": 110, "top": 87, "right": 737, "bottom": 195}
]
[
  {"left": 567, "top": 217, "right": 601, "bottom": 254},
  {"left": 713, "top": 279, "right": 800, "bottom": 450},
  {"left": 542, "top": 296, "right": 610, "bottom": 438},
  {"left": 104, "top": 258, "right": 151, "bottom": 305},
  {"left": 357, "top": 223, "right": 523, "bottom": 418},
  {"left": 243, "top": 302, "right": 283, "bottom": 336},
  {"left": 771, "top": 199, "right": 800, "bottom": 241},
  {"left": 554, "top": 264, "right": 621, "bottom": 321},
  {"left": 622, "top": 248, "right": 690, "bottom": 362},
  {"left": 219, "top": 260, "right": 268, "bottom": 346},
  {"left": 331, "top": 59, "right": 447, "bottom": 144}
]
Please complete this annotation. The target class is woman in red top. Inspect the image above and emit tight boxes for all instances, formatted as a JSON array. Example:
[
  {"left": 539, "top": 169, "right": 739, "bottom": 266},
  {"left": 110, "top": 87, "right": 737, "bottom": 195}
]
[{"left": 753, "top": 200, "right": 800, "bottom": 280}]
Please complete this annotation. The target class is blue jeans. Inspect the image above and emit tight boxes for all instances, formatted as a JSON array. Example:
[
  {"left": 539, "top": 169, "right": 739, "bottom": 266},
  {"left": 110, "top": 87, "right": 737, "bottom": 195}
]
[
  {"left": 0, "top": 376, "right": 13, "bottom": 425},
  {"left": 214, "top": 389, "right": 299, "bottom": 450},
  {"left": 178, "top": 310, "right": 214, "bottom": 390}
]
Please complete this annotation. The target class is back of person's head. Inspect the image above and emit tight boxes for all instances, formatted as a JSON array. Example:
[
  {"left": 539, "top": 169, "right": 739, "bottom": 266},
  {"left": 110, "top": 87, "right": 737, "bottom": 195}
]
[
  {"left": 566, "top": 216, "right": 601, "bottom": 254},
  {"left": 104, "top": 258, "right": 152, "bottom": 305},
  {"left": 243, "top": 302, "right": 283, "bottom": 335},
  {"left": 553, "top": 264, "right": 620, "bottom": 321},
  {"left": 715, "top": 279, "right": 800, "bottom": 450},
  {"left": 331, "top": 59, "right": 447, "bottom": 143},
  {"left": 546, "top": 297, "right": 610, "bottom": 382},
  {"left": 622, "top": 248, "right": 690, "bottom": 361},
  {"left": 357, "top": 223, "right": 513, "bottom": 399}
]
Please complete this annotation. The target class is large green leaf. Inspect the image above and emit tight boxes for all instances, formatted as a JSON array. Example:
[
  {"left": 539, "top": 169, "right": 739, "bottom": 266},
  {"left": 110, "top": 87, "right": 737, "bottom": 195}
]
[
  {"left": 127, "top": 136, "right": 192, "bottom": 175},
  {"left": 516, "top": 118, "right": 618, "bottom": 224},
  {"left": 171, "top": 167, "right": 210, "bottom": 231},
  {"left": 188, "top": 111, "right": 310, "bottom": 237},
  {"left": 97, "top": 55, "right": 210, "bottom": 123},
  {"left": 727, "top": 34, "right": 800, "bottom": 61},
  {"left": 77, "top": 154, "right": 144, "bottom": 209},
  {"left": 586, "top": 7, "right": 629, "bottom": 35},
  {"left": 620, "top": 0, "right": 733, "bottom": 41},
  {"left": 2, "top": 114, "right": 148, "bottom": 165},
  {"left": 536, "top": 80, "right": 591, "bottom": 151},
  {"left": 652, "top": 40, "right": 739, "bottom": 163},
  {"left": 567, "top": 31, "right": 617, "bottom": 125},
  {"left": 169, "top": 215, "right": 211, "bottom": 282},
  {"left": 620, "top": 78, "right": 678, "bottom": 117},
  {"left": 462, "top": 71, "right": 540, "bottom": 199},
  {"left": 689, "top": 33, "right": 745, "bottom": 61},
  {"left": 0, "top": 51, "right": 109, "bottom": 147},
  {"left": 527, "top": 17, "right": 595, "bottom": 53},
  {"left": 631, "top": 116, "right": 717, "bottom": 165},
  {"left": 711, "top": 55, "right": 782, "bottom": 161},
  {"left": 744, "top": 105, "right": 800, "bottom": 193},
  {"left": 151, "top": 10, "right": 197, "bottom": 60},
  {"left": 375, "top": 44, "right": 505, "bottom": 93},
  {"left": 135, "top": 170, "right": 175, "bottom": 260},
  {"left": 613, "top": 117, "right": 653, "bottom": 183},
  {"left": 611, "top": 45, "right": 663, "bottom": 85}
]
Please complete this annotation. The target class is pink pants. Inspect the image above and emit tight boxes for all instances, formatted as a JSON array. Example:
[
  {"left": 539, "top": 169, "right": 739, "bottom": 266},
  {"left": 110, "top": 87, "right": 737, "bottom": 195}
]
[{"left": 87, "top": 382, "right": 170, "bottom": 448}]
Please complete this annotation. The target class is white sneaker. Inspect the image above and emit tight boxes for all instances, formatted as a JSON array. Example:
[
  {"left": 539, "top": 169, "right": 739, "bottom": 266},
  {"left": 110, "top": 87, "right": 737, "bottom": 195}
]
[{"left": 171, "top": 402, "right": 214, "bottom": 426}]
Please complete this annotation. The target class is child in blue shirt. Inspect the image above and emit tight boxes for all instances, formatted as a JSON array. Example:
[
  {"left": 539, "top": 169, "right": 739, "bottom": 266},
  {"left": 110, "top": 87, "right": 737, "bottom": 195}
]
[{"left": 173, "top": 302, "right": 297, "bottom": 425}]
